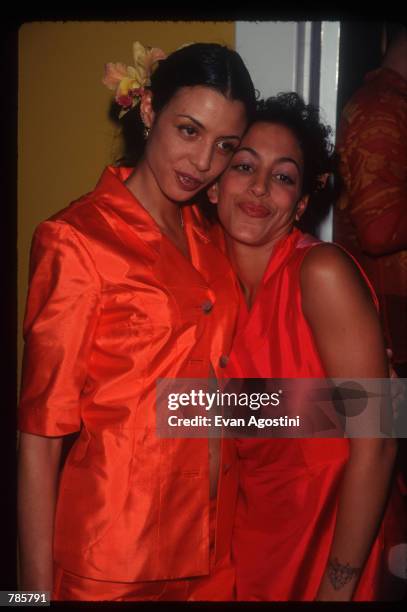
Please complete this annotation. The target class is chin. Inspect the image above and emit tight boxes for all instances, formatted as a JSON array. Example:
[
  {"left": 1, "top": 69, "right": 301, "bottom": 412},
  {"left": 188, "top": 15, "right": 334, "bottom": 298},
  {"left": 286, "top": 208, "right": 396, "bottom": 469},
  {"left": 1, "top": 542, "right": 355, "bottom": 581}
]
[
  {"left": 229, "top": 228, "right": 263, "bottom": 246},
  {"left": 163, "top": 186, "right": 200, "bottom": 204},
  {"left": 241, "top": 237, "right": 265, "bottom": 247}
]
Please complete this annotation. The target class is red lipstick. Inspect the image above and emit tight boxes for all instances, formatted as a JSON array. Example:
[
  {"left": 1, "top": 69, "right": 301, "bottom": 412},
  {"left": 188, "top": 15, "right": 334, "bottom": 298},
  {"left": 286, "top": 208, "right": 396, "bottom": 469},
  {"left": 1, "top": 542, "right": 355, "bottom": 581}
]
[
  {"left": 175, "top": 171, "right": 203, "bottom": 192},
  {"left": 238, "top": 201, "right": 270, "bottom": 218}
]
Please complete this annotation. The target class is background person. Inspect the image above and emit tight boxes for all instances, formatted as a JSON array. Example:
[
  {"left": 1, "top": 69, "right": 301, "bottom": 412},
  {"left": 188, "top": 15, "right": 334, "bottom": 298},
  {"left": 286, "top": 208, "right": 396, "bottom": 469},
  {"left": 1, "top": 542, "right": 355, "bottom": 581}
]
[{"left": 334, "top": 23, "right": 407, "bottom": 378}]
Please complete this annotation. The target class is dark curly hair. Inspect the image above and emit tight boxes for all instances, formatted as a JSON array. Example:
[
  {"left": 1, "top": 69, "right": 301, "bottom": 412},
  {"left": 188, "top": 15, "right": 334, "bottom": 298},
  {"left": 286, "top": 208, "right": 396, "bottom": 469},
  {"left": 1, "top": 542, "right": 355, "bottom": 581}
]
[
  {"left": 255, "top": 92, "right": 334, "bottom": 198},
  {"left": 253, "top": 92, "right": 336, "bottom": 233}
]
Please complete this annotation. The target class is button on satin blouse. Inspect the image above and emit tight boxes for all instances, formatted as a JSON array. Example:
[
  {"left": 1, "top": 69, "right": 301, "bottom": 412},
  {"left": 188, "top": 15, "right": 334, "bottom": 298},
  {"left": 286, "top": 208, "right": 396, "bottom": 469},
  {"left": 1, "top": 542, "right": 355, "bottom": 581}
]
[{"left": 18, "top": 166, "right": 240, "bottom": 583}]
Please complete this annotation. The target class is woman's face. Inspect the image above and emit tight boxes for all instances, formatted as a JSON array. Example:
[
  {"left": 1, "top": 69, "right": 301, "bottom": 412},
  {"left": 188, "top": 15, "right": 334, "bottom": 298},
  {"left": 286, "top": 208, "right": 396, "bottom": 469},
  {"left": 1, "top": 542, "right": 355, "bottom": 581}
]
[
  {"left": 212, "top": 122, "right": 309, "bottom": 247},
  {"left": 142, "top": 85, "right": 247, "bottom": 202}
]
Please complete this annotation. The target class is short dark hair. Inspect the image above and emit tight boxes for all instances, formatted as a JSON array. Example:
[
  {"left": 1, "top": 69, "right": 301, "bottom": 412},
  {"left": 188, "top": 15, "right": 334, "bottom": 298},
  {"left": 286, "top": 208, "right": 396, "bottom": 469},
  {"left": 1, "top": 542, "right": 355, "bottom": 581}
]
[
  {"left": 254, "top": 92, "right": 333, "bottom": 198},
  {"left": 118, "top": 42, "right": 256, "bottom": 166}
]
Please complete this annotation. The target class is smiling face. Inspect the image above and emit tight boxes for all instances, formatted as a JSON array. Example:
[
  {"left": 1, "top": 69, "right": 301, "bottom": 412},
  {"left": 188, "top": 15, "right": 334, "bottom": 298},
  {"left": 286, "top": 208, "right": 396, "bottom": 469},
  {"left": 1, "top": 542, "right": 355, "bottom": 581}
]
[
  {"left": 211, "top": 122, "right": 309, "bottom": 247},
  {"left": 141, "top": 85, "right": 247, "bottom": 203}
]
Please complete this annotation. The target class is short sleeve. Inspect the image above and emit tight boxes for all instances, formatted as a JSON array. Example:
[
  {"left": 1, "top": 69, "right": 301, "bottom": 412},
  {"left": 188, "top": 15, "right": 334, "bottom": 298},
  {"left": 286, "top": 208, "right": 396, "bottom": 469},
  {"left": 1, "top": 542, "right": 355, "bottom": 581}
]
[{"left": 18, "top": 220, "right": 101, "bottom": 436}]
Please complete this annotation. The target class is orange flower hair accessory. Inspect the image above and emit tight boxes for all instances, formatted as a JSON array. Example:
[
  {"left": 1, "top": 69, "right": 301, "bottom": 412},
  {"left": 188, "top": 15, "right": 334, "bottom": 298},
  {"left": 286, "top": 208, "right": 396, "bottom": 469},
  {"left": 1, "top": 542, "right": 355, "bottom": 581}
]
[{"left": 103, "top": 41, "right": 166, "bottom": 118}]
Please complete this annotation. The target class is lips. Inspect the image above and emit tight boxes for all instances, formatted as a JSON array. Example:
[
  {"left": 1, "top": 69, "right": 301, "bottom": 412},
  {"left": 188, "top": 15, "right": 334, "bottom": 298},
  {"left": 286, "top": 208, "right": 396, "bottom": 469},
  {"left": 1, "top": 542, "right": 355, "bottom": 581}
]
[
  {"left": 238, "top": 201, "right": 270, "bottom": 218},
  {"left": 175, "top": 171, "right": 204, "bottom": 192}
]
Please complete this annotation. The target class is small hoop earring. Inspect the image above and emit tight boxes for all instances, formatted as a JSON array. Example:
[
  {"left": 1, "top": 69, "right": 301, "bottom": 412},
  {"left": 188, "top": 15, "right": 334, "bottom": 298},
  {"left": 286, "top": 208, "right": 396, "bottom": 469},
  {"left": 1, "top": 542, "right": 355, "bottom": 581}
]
[{"left": 143, "top": 125, "right": 151, "bottom": 140}]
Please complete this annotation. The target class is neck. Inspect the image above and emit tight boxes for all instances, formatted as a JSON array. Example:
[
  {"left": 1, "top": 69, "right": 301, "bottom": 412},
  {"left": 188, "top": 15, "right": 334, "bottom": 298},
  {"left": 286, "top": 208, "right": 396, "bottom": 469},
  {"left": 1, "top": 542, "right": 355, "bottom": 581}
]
[
  {"left": 125, "top": 156, "right": 182, "bottom": 230},
  {"left": 225, "top": 236, "right": 275, "bottom": 308}
]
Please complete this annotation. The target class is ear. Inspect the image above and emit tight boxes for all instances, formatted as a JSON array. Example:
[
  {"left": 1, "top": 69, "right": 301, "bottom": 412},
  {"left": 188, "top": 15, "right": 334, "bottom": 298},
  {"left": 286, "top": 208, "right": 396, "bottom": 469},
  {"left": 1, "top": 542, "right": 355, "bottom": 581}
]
[
  {"left": 139, "top": 89, "right": 155, "bottom": 128},
  {"left": 207, "top": 182, "right": 220, "bottom": 205},
  {"left": 295, "top": 195, "right": 309, "bottom": 221},
  {"left": 317, "top": 172, "right": 330, "bottom": 190}
]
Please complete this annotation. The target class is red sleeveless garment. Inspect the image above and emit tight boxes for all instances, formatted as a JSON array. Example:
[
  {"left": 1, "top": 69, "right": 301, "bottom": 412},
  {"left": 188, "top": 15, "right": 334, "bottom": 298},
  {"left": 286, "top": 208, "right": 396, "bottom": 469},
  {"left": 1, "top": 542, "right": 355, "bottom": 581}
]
[{"left": 226, "top": 229, "right": 406, "bottom": 601}]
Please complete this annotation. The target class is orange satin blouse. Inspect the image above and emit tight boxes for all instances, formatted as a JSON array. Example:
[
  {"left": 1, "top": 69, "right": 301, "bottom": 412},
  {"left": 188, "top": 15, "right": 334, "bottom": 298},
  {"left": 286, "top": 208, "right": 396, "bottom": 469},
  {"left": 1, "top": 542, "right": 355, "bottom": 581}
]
[{"left": 19, "top": 166, "right": 240, "bottom": 583}]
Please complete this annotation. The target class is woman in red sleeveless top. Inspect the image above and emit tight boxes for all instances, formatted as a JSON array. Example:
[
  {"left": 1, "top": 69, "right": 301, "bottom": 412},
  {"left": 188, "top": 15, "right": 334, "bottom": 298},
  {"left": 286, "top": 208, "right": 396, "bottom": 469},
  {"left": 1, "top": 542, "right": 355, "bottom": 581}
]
[{"left": 208, "top": 93, "right": 406, "bottom": 601}]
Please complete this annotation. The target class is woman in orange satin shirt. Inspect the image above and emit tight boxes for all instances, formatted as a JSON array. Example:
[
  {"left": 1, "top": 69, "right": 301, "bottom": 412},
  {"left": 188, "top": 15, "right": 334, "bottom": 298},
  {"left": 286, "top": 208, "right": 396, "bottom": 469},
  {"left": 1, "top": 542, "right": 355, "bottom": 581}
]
[
  {"left": 17, "top": 42, "right": 256, "bottom": 601},
  {"left": 208, "top": 93, "right": 405, "bottom": 601}
]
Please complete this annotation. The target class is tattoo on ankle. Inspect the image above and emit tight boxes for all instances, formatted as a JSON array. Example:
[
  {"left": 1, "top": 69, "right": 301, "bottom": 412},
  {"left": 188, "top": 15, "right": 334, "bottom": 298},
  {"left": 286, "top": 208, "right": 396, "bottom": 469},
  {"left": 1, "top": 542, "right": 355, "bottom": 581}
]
[{"left": 327, "top": 557, "right": 360, "bottom": 590}]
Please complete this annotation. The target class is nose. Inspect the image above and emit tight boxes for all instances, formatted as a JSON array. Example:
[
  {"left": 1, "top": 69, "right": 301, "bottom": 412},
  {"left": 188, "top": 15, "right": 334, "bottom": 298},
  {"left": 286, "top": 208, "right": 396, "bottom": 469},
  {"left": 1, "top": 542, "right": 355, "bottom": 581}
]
[
  {"left": 191, "top": 142, "right": 213, "bottom": 173},
  {"left": 249, "top": 173, "right": 269, "bottom": 197}
]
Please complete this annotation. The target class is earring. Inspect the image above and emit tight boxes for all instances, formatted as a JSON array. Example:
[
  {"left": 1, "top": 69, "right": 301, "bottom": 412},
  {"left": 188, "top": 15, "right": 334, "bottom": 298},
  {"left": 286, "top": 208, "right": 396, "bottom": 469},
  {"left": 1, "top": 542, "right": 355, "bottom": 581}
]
[
  {"left": 295, "top": 206, "right": 304, "bottom": 222},
  {"left": 143, "top": 125, "right": 151, "bottom": 140}
]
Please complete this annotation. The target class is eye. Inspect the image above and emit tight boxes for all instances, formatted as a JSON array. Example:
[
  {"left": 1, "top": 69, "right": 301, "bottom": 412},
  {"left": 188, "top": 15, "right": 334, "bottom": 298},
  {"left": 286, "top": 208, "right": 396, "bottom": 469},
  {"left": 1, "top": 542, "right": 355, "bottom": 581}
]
[
  {"left": 178, "top": 124, "right": 198, "bottom": 137},
  {"left": 274, "top": 173, "right": 295, "bottom": 185},
  {"left": 216, "top": 140, "right": 238, "bottom": 154},
  {"left": 231, "top": 162, "right": 254, "bottom": 174}
]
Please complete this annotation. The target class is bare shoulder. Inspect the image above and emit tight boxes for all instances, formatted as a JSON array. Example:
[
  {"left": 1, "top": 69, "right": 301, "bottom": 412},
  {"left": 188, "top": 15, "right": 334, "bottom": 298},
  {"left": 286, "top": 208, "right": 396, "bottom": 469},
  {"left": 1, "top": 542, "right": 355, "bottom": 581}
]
[
  {"left": 301, "top": 242, "right": 364, "bottom": 284},
  {"left": 300, "top": 243, "right": 373, "bottom": 304},
  {"left": 302, "top": 242, "right": 356, "bottom": 276},
  {"left": 299, "top": 244, "right": 386, "bottom": 378}
]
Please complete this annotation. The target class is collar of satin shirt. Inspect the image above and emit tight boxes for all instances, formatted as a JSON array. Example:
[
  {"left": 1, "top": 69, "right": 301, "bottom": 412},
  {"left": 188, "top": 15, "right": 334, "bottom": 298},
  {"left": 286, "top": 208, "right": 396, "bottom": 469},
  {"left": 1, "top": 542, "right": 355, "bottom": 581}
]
[
  {"left": 21, "top": 164, "right": 239, "bottom": 435},
  {"left": 90, "top": 165, "right": 222, "bottom": 288}
]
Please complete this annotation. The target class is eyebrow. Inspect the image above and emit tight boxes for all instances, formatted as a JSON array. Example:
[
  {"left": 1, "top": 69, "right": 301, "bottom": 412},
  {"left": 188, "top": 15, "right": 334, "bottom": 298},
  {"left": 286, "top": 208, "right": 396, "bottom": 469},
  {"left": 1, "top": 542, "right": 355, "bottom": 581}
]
[
  {"left": 176, "top": 114, "right": 241, "bottom": 140},
  {"left": 235, "top": 147, "right": 301, "bottom": 172},
  {"left": 276, "top": 156, "right": 301, "bottom": 173},
  {"left": 236, "top": 146, "right": 260, "bottom": 158}
]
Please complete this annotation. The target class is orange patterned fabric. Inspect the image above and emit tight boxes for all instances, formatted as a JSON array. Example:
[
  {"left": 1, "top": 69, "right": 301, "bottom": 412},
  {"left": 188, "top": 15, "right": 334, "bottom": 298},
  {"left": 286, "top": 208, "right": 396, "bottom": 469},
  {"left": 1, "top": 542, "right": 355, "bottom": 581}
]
[
  {"left": 18, "top": 166, "right": 240, "bottom": 587},
  {"left": 335, "top": 68, "right": 407, "bottom": 364}
]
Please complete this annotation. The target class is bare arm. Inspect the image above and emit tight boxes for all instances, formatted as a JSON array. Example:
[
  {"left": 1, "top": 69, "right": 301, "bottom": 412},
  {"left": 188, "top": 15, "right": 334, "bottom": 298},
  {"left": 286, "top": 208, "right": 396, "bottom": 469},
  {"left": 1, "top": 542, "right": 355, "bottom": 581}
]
[
  {"left": 18, "top": 433, "right": 63, "bottom": 591},
  {"left": 301, "top": 244, "right": 397, "bottom": 601}
]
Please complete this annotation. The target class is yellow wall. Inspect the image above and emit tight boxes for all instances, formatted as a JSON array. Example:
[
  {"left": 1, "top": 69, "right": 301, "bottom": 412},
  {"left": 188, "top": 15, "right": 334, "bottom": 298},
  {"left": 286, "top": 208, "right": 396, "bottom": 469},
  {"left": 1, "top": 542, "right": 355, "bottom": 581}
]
[{"left": 18, "top": 21, "right": 234, "bottom": 377}]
